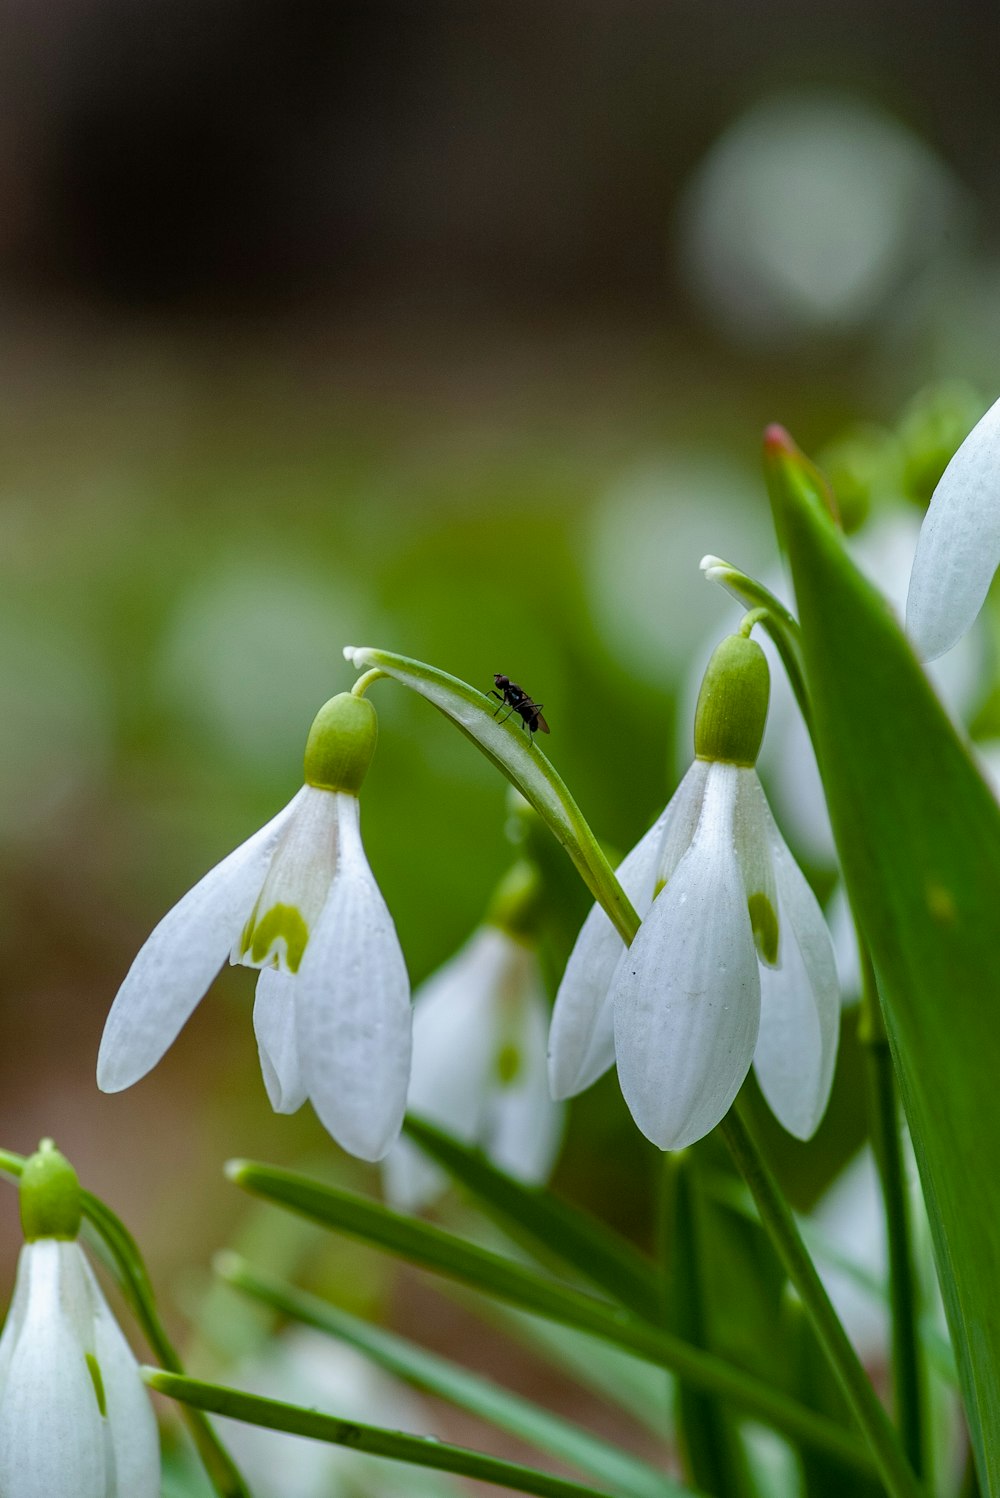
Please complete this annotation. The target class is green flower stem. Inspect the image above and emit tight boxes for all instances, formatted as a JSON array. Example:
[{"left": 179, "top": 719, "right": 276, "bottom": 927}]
[
  {"left": 145, "top": 1369, "right": 631, "bottom": 1498},
  {"left": 227, "top": 1159, "right": 873, "bottom": 1471},
  {"left": 699, "top": 557, "right": 811, "bottom": 729},
  {"left": 341, "top": 646, "right": 639, "bottom": 943},
  {"left": 858, "top": 935, "right": 927, "bottom": 1478},
  {"left": 720, "top": 1106, "right": 924, "bottom": 1498}
]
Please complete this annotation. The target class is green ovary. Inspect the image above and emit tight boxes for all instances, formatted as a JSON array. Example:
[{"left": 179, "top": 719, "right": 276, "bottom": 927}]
[
  {"left": 748, "top": 891, "right": 779, "bottom": 966},
  {"left": 495, "top": 1042, "right": 523, "bottom": 1086},
  {"left": 240, "top": 903, "right": 310, "bottom": 973}
]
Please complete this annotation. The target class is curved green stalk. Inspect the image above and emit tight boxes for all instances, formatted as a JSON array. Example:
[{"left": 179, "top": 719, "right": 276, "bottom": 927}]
[
  {"left": 699, "top": 557, "right": 810, "bottom": 728},
  {"left": 341, "top": 646, "right": 638, "bottom": 943}
]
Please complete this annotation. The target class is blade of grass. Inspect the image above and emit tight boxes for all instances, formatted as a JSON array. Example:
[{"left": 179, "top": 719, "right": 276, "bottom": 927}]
[
  {"left": 226, "top": 1159, "right": 872, "bottom": 1471},
  {"left": 146, "top": 1369, "right": 627, "bottom": 1498},
  {"left": 217, "top": 1252, "right": 680, "bottom": 1498},
  {"left": 403, "top": 1115, "right": 659, "bottom": 1316}
]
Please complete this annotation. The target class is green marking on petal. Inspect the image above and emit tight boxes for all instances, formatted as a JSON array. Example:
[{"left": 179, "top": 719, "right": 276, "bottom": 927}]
[
  {"left": 495, "top": 1042, "right": 522, "bottom": 1086},
  {"left": 748, "top": 890, "right": 779, "bottom": 966},
  {"left": 86, "top": 1352, "right": 107, "bottom": 1417},
  {"left": 245, "top": 904, "right": 310, "bottom": 973}
]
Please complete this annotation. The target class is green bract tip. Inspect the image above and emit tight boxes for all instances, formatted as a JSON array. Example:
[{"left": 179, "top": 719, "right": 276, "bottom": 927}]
[
  {"left": 303, "top": 693, "right": 378, "bottom": 794},
  {"left": 19, "top": 1138, "right": 82, "bottom": 1242},
  {"left": 694, "top": 634, "right": 770, "bottom": 767}
]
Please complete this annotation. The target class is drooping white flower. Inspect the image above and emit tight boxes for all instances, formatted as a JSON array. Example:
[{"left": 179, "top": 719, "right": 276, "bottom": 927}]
[
  {"left": 98, "top": 693, "right": 411, "bottom": 1161},
  {"left": 549, "top": 634, "right": 840, "bottom": 1150},
  {"left": 383, "top": 924, "right": 564, "bottom": 1211},
  {"left": 906, "top": 392, "right": 1000, "bottom": 661},
  {"left": 0, "top": 1141, "right": 159, "bottom": 1498}
]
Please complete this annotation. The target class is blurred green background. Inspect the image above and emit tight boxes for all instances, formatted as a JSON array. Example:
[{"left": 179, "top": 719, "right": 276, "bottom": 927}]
[{"left": 2, "top": 2, "right": 999, "bottom": 1482}]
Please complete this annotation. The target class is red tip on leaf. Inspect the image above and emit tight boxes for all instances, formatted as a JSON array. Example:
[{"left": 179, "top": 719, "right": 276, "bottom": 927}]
[{"left": 763, "top": 423, "right": 796, "bottom": 457}]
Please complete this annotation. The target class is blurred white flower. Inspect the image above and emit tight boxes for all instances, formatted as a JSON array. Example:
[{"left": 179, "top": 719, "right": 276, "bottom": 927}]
[
  {"left": 907, "top": 393, "right": 1000, "bottom": 661},
  {"left": 0, "top": 1238, "right": 159, "bottom": 1498},
  {"left": 98, "top": 695, "right": 411, "bottom": 1162},
  {"left": 679, "top": 90, "right": 964, "bottom": 347},
  {"left": 383, "top": 926, "right": 564, "bottom": 1211},
  {"left": 551, "top": 637, "right": 839, "bottom": 1150}
]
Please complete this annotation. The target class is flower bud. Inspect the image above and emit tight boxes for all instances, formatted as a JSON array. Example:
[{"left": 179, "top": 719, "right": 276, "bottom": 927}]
[
  {"left": 19, "top": 1139, "right": 82, "bottom": 1242},
  {"left": 303, "top": 693, "right": 378, "bottom": 794},
  {"left": 694, "top": 634, "right": 770, "bottom": 767}
]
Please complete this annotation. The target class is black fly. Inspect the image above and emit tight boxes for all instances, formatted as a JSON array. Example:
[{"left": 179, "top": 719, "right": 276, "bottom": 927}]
[{"left": 489, "top": 673, "right": 550, "bottom": 736}]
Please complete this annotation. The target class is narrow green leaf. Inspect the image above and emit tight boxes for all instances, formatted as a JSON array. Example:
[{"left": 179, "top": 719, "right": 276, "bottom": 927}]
[
  {"left": 343, "top": 646, "right": 638, "bottom": 942},
  {"left": 218, "top": 1252, "right": 679, "bottom": 1498},
  {"left": 766, "top": 425, "right": 1000, "bottom": 1494},
  {"left": 226, "top": 1158, "right": 873, "bottom": 1470},
  {"left": 403, "top": 1115, "right": 660, "bottom": 1316},
  {"left": 145, "top": 1368, "right": 623, "bottom": 1498}
]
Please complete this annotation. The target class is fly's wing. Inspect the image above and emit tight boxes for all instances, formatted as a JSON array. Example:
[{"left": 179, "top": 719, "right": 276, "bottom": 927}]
[{"left": 533, "top": 704, "right": 550, "bottom": 733}]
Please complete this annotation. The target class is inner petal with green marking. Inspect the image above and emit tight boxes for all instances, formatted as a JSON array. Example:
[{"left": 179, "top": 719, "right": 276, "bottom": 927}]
[
  {"left": 239, "top": 902, "right": 310, "bottom": 973},
  {"left": 748, "top": 889, "right": 780, "bottom": 966},
  {"left": 232, "top": 784, "right": 341, "bottom": 973}
]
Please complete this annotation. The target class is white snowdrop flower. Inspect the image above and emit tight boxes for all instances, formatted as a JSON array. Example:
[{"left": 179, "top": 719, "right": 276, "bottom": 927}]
[
  {"left": 383, "top": 909, "right": 564, "bottom": 1212},
  {"left": 907, "top": 392, "right": 1000, "bottom": 660},
  {"left": 549, "top": 633, "right": 840, "bottom": 1150},
  {"left": 0, "top": 1141, "right": 159, "bottom": 1498},
  {"left": 98, "top": 693, "right": 411, "bottom": 1162}
]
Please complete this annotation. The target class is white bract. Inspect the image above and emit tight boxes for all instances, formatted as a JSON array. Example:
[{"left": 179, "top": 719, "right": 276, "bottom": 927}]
[
  {"left": 0, "top": 1238, "right": 159, "bottom": 1498},
  {"left": 98, "top": 694, "right": 411, "bottom": 1162},
  {"left": 383, "top": 925, "right": 564, "bottom": 1211},
  {"left": 549, "top": 635, "right": 840, "bottom": 1151},
  {"left": 907, "top": 392, "right": 1000, "bottom": 661}
]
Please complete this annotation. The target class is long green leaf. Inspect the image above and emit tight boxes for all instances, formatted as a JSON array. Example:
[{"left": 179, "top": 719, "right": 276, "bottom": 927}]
[
  {"left": 145, "top": 1369, "right": 624, "bottom": 1498},
  {"left": 226, "top": 1159, "right": 872, "bottom": 1470},
  {"left": 403, "top": 1115, "right": 660, "bottom": 1315},
  {"left": 766, "top": 426, "right": 1000, "bottom": 1494},
  {"left": 218, "top": 1252, "right": 680, "bottom": 1498}
]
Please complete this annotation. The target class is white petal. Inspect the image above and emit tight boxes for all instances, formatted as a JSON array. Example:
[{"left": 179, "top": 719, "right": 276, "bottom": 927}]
[
  {"left": 79, "top": 1256, "right": 160, "bottom": 1498},
  {"left": 613, "top": 762, "right": 760, "bottom": 1149},
  {"left": 547, "top": 763, "right": 709, "bottom": 1101},
  {"left": 0, "top": 1242, "right": 106, "bottom": 1498},
  {"left": 486, "top": 979, "right": 565, "bottom": 1184},
  {"left": 296, "top": 795, "right": 412, "bottom": 1161},
  {"left": 906, "top": 393, "right": 1000, "bottom": 660},
  {"left": 383, "top": 928, "right": 507, "bottom": 1211},
  {"left": 254, "top": 969, "right": 308, "bottom": 1114},
  {"left": 97, "top": 790, "right": 306, "bottom": 1092},
  {"left": 751, "top": 784, "right": 841, "bottom": 1139}
]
